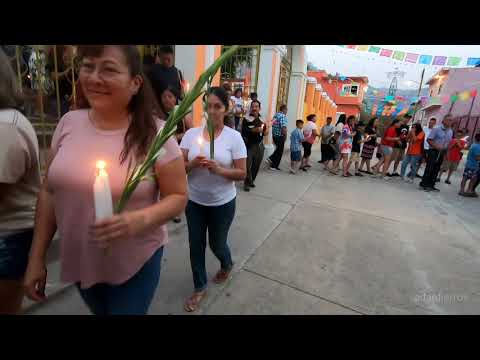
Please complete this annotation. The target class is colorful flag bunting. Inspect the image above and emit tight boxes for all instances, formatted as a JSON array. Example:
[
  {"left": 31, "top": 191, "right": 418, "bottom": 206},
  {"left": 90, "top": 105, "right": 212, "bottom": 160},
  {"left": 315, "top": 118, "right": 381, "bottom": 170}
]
[
  {"left": 405, "top": 53, "right": 419, "bottom": 63},
  {"left": 472, "top": 89, "right": 478, "bottom": 97},
  {"left": 459, "top": 91, "right": 470, "bottom": 101},
  {"left": 340, "top": 45, "right": 478, "bottom": 67},
  {"left": 419, "top": 55, "right": 433, "bottom": 65},
  {"left": 392, "top": 51, "right": 406, "bottom": 61},
  {"left": 451, "top": 94, "right": 459, "bottom": 102},
  {"left": 380, "top": 49, "right": 393, "bottom": 57},
  {"left": 432, "top": 56, "right": 447, "bottom": 66},
  {"left": 442, "top": 96, "right": 450, "bottom": 104},
  {"left": 467, "top": 57, "right": 480, "bottom": 66},
  {"left": 447, "top": 57, "right": 462, "bottom": 66}
]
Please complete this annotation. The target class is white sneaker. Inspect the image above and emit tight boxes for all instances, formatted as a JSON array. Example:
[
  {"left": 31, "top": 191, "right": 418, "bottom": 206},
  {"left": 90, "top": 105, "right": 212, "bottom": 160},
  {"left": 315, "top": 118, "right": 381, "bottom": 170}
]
[
  {"left": 289, "top": 169, "right": 296, "bottom": 174},
  {"left": 383, "top": 176, "right": 391, "bottom": 181},
  {"left": 408, "top": 178, "right": 414, "bottom": 183}
]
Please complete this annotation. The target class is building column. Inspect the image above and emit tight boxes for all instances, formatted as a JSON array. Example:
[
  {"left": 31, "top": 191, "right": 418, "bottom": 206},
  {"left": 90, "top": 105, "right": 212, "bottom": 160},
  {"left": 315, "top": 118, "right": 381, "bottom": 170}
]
[
  {"left": 256, "top": 45, "right": 283, "bottom": 157},
  {"left": 175, "top": 45, "right": 221, "bottom": 127},
  {"left": 286, "top": 45, "right": 308, "bottom": 139},
  {"left": 304, "top": 77, "right": 317, "bottom": 121}
]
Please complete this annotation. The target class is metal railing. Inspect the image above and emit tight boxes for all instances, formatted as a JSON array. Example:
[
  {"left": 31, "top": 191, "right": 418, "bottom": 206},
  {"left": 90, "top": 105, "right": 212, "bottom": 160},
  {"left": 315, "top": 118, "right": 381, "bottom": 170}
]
[
  {"left": 7, "top": 44, "right": 175, "bottom": 174},
  {"left": 220, "top": 45, "right": 260, "bottom": 95}
]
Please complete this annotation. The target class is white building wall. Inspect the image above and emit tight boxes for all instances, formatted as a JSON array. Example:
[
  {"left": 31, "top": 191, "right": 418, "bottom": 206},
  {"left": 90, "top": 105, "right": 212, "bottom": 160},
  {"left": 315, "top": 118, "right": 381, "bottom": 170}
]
[
  {"left": 286, "top": 45, "right": 308, "bottom": 142},
  {"left": 256, "top": 45, "right": 283, "bottom": 157}
]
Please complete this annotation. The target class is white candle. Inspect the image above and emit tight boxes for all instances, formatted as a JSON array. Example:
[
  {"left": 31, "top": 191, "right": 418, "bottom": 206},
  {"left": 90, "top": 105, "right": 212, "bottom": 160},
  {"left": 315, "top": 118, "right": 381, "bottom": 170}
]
[
  {"left": 197, "top": 136, "right": 205, "bottom": 157},
  {"left": 93, "top": 160, "right": 113, "bottom": 221}
]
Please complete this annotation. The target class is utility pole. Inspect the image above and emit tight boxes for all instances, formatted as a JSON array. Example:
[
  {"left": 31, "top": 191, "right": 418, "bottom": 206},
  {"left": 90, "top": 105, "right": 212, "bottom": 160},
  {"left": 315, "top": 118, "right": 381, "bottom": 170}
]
[{"left": 412, "top": 68, "right": 425, "bottom": 122}]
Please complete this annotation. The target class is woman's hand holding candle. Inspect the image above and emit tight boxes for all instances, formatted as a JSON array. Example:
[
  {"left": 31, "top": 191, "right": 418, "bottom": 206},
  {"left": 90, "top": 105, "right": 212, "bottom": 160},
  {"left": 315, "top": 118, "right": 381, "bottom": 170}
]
[
  {"left": 202, "top": 159, "right": 222, "bottom": 175},
  {"left": 89, "top": 211, "right": 143, "bottom": 249}
]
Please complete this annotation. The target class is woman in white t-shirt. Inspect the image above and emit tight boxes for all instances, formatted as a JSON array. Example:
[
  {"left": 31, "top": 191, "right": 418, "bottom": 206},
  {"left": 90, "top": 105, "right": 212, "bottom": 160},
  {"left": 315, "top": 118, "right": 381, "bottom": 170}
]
[
  {"left": 300, "top": 114, "right": 319, "bottom": 171},
  {"left": 180, "top": 86, "right": 247, "bottom": 312}
]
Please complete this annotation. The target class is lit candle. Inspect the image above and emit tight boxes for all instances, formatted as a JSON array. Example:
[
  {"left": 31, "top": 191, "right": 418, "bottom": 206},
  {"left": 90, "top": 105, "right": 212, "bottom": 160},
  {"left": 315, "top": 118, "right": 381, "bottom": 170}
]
[
  {"left": 185, "top": 81, "right": 190, "bottom": 92},
  {"left": 197, "top": 136, "right": 205, "bottom": 157},
  {"left": 93, "top": 160, "right": 113, "bottom": 221}
]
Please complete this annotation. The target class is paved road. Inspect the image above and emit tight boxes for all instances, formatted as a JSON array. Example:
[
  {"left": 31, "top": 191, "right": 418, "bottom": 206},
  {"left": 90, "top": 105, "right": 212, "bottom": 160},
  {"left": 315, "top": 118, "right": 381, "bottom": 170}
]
[{"left": 26, "top": 145, "right": 480, "bottom": 315}]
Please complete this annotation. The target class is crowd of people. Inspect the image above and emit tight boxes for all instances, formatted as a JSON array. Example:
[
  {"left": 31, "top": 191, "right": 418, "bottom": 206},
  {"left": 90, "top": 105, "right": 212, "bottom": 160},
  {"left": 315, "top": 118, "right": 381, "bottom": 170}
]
[
  {"left": 2, "top": 44, "right": 479, "bottom": 316},
  {"left": 310, "top": 113, "right": 480, "bottom": 197}
]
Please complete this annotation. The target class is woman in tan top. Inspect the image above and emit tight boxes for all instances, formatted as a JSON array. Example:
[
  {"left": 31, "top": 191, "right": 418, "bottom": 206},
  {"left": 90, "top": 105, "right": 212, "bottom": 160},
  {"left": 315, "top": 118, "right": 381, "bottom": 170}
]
[{"left": 0, "top": 48, "right": 41, "bottom": 314}]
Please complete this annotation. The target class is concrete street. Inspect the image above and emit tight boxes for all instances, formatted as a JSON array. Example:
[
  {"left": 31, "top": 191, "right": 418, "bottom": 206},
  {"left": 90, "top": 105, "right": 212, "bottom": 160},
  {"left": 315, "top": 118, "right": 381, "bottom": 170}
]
[{"left": 25, "top": 144, "right": 480, "bottom": 315}]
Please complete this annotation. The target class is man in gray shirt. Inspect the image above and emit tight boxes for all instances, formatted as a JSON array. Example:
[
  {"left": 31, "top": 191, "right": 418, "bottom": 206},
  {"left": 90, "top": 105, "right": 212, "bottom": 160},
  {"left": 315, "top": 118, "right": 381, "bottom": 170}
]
[
  {"left": 419, "top": 115, "right": 453, "bottom": 192},
  {"left": 319, "top": 116, "right": 335, "bottom": 163}
]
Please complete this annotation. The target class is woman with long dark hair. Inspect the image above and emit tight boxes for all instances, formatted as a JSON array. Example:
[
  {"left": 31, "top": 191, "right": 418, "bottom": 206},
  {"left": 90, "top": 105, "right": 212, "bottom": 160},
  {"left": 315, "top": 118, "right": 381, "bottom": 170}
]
[
  {"left": 359, "top": 117, "right": 379, "bottom": 174},
  {"left": 0, "top": 48, "right": 41, "bottom": 314},
  {"left": 24, "top": 45, "right": 188, "bottom": 315},
  {"left": 180, "top": 86, "right": 247, "bottom": 312},
  {"left": 157, "top": 85, "right": 193, "bottom": 224},
  {"left": 373, "top": 119, "right": 401, "bottom": 180},
  {"left": 400, "top": 123, "right": 425, "bottom": 183}
]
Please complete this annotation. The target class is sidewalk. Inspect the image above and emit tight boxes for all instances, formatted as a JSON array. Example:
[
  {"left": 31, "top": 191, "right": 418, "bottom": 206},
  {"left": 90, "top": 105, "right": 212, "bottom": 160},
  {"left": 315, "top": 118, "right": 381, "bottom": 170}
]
[{"left": 26, "top": 144, "right": 480, "bottom": 315}]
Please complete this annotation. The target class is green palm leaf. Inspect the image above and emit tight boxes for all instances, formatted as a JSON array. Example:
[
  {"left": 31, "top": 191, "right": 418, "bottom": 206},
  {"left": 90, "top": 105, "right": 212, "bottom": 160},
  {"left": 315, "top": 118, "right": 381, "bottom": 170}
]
[{"left": 115, "top": 45, "right": 239, "bottom": 213}]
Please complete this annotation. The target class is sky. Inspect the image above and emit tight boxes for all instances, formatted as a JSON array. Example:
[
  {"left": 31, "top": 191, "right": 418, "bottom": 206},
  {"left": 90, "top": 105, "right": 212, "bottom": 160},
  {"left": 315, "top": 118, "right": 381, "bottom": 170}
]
[{"left": 306, "top": 45, "right": 480, "bottom": 90}]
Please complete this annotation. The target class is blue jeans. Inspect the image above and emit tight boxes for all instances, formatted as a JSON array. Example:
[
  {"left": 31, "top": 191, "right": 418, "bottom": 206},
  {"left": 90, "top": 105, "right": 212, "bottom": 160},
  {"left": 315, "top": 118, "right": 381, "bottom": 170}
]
[
  {"left": 76, "top": 247, "right": 164, "bottom": 315},
  {"left": 0, "top": 229, "right": 33, "bottom": 280},
  {"left": 401, "top": 154, "right": 422, "bottom": 179},
  {"left": 185, "top": 198, "right": 235, "bottom": 292}
]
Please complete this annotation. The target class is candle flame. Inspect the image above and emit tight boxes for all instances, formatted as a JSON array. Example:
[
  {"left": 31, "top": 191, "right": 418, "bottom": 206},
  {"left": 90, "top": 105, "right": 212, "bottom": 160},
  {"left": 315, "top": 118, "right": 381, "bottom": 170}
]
[
  {"left": 96, "top": 161, "right": 108, "bottom": 177},
  {"left": 185, "top": 81, "right": 190, "bottom": 92},
  {"left": 197, "top": 137, "right": 204, "bottom": 146}
]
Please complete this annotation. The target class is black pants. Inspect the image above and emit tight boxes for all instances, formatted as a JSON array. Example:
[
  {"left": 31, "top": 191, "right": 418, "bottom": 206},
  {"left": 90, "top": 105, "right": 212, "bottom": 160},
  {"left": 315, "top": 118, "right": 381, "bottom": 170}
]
[
  {"left": 420, "top": 149, "right": 445, "bottom": 188},
  {"left": 269, "top": 135, "right": 286, "bottom": 169},
  {"left": 246, "top": 142, "right": 264, "bottom": 186},
  {"left": 234, "top": 116, "right": 241, "bottom": 130},
  {"left": 302, "top": 142, "right": 312, "bottom": 158},
  {"left": 320, "top": 144, "right": 329, "bottom": 162}
]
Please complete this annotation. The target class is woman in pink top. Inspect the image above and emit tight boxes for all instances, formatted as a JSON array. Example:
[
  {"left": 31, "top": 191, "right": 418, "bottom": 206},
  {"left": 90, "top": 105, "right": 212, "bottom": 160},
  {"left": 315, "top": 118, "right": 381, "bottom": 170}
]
[{"left": 23, "top": 45, "right": 188, "bottom": 315}]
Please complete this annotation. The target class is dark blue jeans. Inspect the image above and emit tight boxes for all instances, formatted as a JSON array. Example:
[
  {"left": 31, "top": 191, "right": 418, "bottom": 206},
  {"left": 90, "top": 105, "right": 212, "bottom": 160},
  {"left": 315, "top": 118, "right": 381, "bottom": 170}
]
[
  {"left": 0, "top": 229, "right": 33, "bottom": 280},
  {"left": 76, "top": 247, "right": 164, "bottom": 315},
  {"left": 185, "top": 198, "right": 235, "bottom": 292}
]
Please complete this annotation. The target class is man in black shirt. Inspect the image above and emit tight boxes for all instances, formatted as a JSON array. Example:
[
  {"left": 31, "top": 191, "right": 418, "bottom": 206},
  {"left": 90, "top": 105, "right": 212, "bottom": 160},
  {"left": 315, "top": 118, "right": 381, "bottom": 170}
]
[
  {"left": 391, "top": 115, "right": 411, "bottom": 176},
  {"left": 241, "top": 100, "right": 267, "bottom": 191},
  {"left": 147, "top": 45, "right": 184, "bottom": 103}
]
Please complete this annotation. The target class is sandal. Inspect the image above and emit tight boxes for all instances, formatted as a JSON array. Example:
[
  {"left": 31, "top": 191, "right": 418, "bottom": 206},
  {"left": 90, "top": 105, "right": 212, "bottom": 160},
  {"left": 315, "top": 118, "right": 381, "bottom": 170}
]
[
  {"left": 213, "top": 268, "right": 232, "bottom": 284},
  {"left": 184, "top": 291, "right": 207, "bottom": 312}
]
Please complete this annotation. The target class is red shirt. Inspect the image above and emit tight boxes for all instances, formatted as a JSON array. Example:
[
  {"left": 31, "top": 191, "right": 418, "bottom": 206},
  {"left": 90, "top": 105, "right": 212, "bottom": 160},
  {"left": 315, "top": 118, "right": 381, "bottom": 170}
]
[
  {"left": 447, "top": 139, "right": 466, "bottom": 162},
  {"left": 381, "top": 127, "right": 397, "bottom": 147}
]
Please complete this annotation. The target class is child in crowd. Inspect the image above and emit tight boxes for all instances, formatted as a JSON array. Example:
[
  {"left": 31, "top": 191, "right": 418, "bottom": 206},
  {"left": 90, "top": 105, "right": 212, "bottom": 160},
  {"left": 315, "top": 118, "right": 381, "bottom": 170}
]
[
  {"left": 290, "top": 120, "right": 304, "bottom": 174},
  {"left": 348, "top": 121, "right": 368, "bottom": 177},
  {"left": 438, "top": 129, "right": 466, "bottom": 185},
  {"left": 327, "top": 131, "right": 341, "bottom": 174},
  {"left": 459, "top": 133, "right": 480, "bottom": 197}
]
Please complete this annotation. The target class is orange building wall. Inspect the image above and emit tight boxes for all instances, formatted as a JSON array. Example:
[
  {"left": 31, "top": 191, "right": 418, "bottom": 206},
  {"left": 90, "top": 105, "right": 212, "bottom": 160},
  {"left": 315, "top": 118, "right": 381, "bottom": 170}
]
[{"left": 193, "top": 45, "right": 206, "bottom": 127}]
